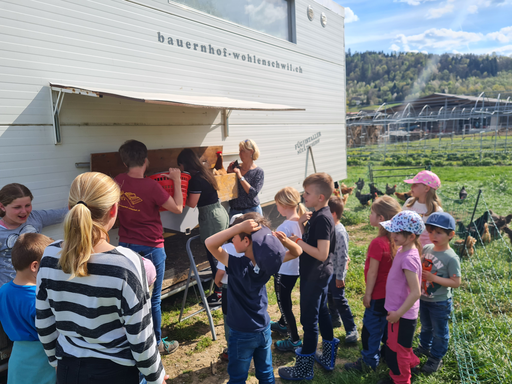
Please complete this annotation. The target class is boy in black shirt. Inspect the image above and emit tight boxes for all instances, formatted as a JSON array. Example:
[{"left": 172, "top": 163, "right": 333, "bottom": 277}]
[
  {"left": 205, "top": 212, "right": 302, "bottom": 384},
  {"left": 278, "top": 172, "right": 338, "bottom": 381}
]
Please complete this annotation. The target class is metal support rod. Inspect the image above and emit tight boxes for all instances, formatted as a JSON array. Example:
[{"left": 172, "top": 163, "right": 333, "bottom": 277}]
[{"left": 223, "top": 109, "right": 232, "bottom": 138}]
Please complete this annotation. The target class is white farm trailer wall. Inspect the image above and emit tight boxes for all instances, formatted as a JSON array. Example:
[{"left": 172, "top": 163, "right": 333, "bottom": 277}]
[{"left": 0, "top": 0, "right": 347, "bottom": 239}]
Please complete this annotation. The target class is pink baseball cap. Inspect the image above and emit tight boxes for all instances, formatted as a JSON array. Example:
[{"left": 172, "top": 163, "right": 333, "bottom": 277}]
[{"left": 404, "top": 170, "right": 441, "bottom": 189}]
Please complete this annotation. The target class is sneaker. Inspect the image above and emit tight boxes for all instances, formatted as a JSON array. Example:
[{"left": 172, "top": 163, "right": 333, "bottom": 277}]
[
  {"left": 344, "top": 358, "right": 364, "bottom": 372},
  {"left": 275, "top": 338, "right": 302, "bottom": 352},
  {"left": 411, "top": 365, "right": 421, "bottom": 376},
  {"left": 413, "top": 345, "right": 431, "bottom": 358},
  {"left": 207, "top": 292, "right": 222, "bottom": 307},
  {"left": 270, "top": 321, "right": 288, "bottom": 335},
  {"left": 421, "top": 356, "right": 443, "bottom": 374},
  {"left": 331, "top": 317, "right": 342, "bottom": 328},
  {"left": 158, "top": 338, "right": 179, "bottom": 355},
  {"left": 345, "top": 329, "right": 359, "bottom": 344},
  {"left": 220, "top": 348, "right": 229, "bottom": 362}
]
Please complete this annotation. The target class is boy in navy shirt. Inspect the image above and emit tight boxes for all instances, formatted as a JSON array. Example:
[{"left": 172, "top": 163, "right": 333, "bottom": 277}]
[
  {"left": 205, "top": 212, "right": 302, "bottom": 384},
  {"left": 279, "top": 172, "right": 338, "bottom": 381}
]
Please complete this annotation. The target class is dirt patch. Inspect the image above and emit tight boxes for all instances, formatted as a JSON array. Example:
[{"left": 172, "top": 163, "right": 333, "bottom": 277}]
[{"left": 345, "top": 223, "right": 378, "bottom": 246}]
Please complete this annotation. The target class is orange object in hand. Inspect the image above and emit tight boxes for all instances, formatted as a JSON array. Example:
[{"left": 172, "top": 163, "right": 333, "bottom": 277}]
[{"left": 422, "top": 259, "right": 434, "bottom": 293}]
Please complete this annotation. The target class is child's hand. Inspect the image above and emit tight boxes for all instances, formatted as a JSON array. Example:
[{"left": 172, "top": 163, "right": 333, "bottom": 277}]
[
  {"left": 422, "top": 270, "right": 435, "bottom": 281},
  {"left": 299, "top": 211, "right": 312, "bottom": 226},
  {"left": 272, "top": 231, "right": 288, "bottom": 243},
  {"left": 166, "top": 167, "right": 181, "bottom": 180},
  {"left": 289, "top": 234, "right": 300, "bottom": 243},
  {"left": 238, "top": 219, "right": 261, "bottom": 233},
  {"left": 363, "top": 293, "right": 371, "bottom": 308},
  {"left": 386, "top": 311, "right": 400, "bottom": 324},
  {"left": 336, "top": 279, "right": 345, "bottom": 288}
]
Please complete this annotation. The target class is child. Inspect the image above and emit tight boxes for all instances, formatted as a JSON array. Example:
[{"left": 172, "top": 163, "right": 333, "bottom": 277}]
[
  {"left": 36, "top": 172, "right": 167, "bottom": 384},
  {"left": 403, "top": 170, "right": 443, "bottom": 247},
  {"left": 0, "top": 183, "right": 67, "bottom": 287},
  {"left": 378, "top": 211, "right": 424, "bottom": 384},
  {"left": 270, "top": 187, "right": 306, "bottom": 352},
  {"left": 115, "top": 139, "right": 183, "bottom": 355},
  {"left": 0, "top": 233, "right": 56, "bottom": 384},
  {"left": 205, "top": 213, "right": 302, "bottom": 383},
  {"left": 214, "top": 213, "right": 245, "bottom": 361},
  {"left": 415, "top": 212, "right": 461, "bottom": 374},
  {"left": 278, "top": 172, "right": 338, "bottom": 381},
  {"left": 345, "top": 196, "right": 402, "bottom": 372},
  {"left": 327, "top": 196, "right": 358, "bottom": 344}
]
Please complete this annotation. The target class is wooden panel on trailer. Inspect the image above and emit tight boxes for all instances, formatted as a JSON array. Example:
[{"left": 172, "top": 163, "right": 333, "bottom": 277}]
[{"left": 90, "top": 146, "right": 222, "bottom": 177}]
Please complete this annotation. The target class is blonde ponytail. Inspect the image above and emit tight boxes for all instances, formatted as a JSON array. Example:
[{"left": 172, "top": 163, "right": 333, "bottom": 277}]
[
  {"left": 275, "top": 187, "right": 304, "bottom": 216},
  {"left": 59, "top": 172, "right": 120, "bottom": 278}
]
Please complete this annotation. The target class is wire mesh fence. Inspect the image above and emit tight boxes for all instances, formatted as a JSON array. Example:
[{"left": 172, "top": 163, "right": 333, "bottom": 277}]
[{"left": 439, "top": 191, "right": 512, "bottom": 384}]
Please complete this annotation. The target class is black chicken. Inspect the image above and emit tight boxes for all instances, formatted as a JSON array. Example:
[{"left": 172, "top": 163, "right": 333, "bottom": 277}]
[
  {"left": 456, "top": 211, "right": 489, "bottom": 238},
  {"left": 356, "top": 190, "right": 373, "bottom": 206},
  {"left": 355, "top": 178, "right": 365, "bottom": 191},
  {"left": 386, "top": 184, "right": 397, "bottom": 195},
  {"left": 369, "top": 183, "right": 384, "bottom": 196},
  {"left": 459, "top": 186, "right": 468, "bottom": 200}
]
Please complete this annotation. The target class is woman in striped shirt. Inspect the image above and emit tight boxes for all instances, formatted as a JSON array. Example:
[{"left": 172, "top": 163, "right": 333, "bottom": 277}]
[{"left": 36, "top": 172, "right": 168, "bottom": 384}]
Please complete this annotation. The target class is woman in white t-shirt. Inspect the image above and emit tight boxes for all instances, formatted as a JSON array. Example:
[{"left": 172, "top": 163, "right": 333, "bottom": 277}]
[
  {"left": 270, "top": 187, "right": 306, "bottom": 352},
  {"left": 402, "top": 170, "right": 443, "bottom": 247}
]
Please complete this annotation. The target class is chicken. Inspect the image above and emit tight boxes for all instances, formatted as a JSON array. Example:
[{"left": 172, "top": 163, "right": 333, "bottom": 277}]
[
  {"left": 454, "top": 236, "right": 477, "bottom": 257},
  {"left": 213, "top": 151, "right": 227, "bottom": 175},
  {"left": 456, "top": 211, "right": 490, "bottom": 238},
  {"left": 355, "top": 178, "right": 365, "bottom": 191},
  {"left": 395, "top": 191, "right": 412, "bottom": 202},
  {"left": 369, "top": 183, "right": 384, "bottom": 196},
  {"left": 489, "top": 210, "right": 512, "bottom": 230},
  {"left": 386, "top": 184, "right": 397, "bottom": 195},
  {"left": 342, "top": 193, "right": 349, "bottom": 205},
  {"left": 481, "top": 223, "right": 491, "bottom": 244},
  {"left": 459, "top": 186, "right": 468, "bottom": 200},
  {"left": 341, "top": 186, "right": 355, "bottom": 195},
  {"left": 503, "top": 226, "right": 512, "bottom": 246},
  {"left": 333, "top": 181, "right": 341, "bottom": 198},
  {"left": 356, "top": 190, "right": 372, "bottom": 206},
  {"left": 372, "top": 192, "right": 380, "bottom": 202}
]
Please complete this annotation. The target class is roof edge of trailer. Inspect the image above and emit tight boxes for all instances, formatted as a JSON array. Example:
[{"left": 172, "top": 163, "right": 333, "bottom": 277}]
[
  {"left": 313, "top": 0, "right": 344, "bottom": 17},
  {"left": 49, "top": 83, "right": 305, "bottom": 111}
]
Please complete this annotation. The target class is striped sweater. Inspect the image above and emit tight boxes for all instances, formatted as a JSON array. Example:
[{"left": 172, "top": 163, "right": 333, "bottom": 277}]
[{"left": 36, "top": 241, "right": 165, "bottom": 384}]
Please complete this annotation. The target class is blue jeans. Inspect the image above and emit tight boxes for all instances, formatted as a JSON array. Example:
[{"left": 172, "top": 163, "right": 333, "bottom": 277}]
[
  {"left": 361, "top": 298, "right": 388, "bottom": 369},
  {"left": 228, "top": 326, "right": 274, "bottom": 384},
  {"left": 300, "top": 276, "right": 334, "bottom": 354},
  {"left": 119, "top": 242, "right": 165, "bottom": 344},
  {"left": 229, "top": 205, "right": 263, "bottom": 219},
  {"left": 328, "top": 278, "right": 357, "bottom": 334},
  {"left": 419, "top": 298, "right": 452, "bottom": 359}
]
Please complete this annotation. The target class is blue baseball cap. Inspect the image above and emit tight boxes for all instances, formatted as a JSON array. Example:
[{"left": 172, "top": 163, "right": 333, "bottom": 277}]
[
  {"left": 251, "top": 226, "right": 286, "bottom": 275},
  {"left": 425, "top": 212, "right": 456, "bottom": 231}
]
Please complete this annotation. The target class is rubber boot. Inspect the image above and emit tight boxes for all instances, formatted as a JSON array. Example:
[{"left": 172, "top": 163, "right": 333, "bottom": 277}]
[
  {"left": 315, "top": 337, "right": 340, "bottom": 371},
  {"left": 278, "top": 347, "right": 315, "bottom": 381}
]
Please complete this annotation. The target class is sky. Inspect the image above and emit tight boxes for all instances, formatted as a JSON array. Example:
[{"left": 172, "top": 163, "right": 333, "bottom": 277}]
[{"left": 335, "top": 0, "right": 512, "bottom": 56}]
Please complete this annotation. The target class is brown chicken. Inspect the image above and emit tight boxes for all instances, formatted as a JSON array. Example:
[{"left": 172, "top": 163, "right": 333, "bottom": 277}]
[
  {"left": 342, "top": 193, "right": 349, "bottom": 205},
  {"left": 489, "top": 210, "right": 512, "bottom": 230},
  {"left": 454, "top": 236, "right": 477, "bottom": 257},
  {"left": 481, "top": 223, "right": 491, "bottom": 244},
  {"left": 341, "top": 186, "right": 355, "bottom": 195},
  {"left": 502, "top": 226, "right": 512, "bottom": 246},
  {"left": 213, "top": 151, "right": 227, "bottom": 175},
  {"left": 395, "top": 191, "right": 412, "bottom": 202}
]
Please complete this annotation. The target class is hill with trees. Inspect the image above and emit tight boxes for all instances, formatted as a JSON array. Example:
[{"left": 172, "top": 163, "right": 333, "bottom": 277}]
[{"left": 346, "top": 51, "right": 512, "bottom": 107}]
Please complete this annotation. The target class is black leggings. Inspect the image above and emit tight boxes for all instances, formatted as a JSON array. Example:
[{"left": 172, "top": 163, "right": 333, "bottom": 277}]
[
  {"left": 57, "top": 357, "right": 138, "bottom": 384},
  {"left": 205, "top": 245, "right": 221, "bottom": 293},
  {"left": 274, "top": 273, "right": 300, "bottom": 342}
]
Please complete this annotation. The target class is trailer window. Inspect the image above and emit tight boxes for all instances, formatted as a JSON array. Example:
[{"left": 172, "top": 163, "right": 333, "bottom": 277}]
[{"left": 170, "top": 0, "right": 294, "bottom": 42}]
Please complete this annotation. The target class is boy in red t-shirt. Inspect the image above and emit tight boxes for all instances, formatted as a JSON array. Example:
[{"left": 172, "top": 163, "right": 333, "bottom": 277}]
[
  {"left": 345, "top": 196, "right": 402, "bottom": 371},
  {"left": 115, "top": 140, "right": 183, "bottom": 355}
]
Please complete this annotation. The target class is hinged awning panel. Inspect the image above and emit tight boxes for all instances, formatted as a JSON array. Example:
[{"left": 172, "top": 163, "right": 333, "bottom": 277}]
[{"left": 49, "top": 83, "right": 305, "bottom": 111}]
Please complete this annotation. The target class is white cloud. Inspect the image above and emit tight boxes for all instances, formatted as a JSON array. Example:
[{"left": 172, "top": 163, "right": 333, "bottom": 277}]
[
  {"left": 393, "top": 0, "right": 437, "bottom": 5},
  {"left": 344, "top": 7, "right": 359, "bottom": 23},
  {"left": 390, "top": 43, "right": 401, "bottom": 51},
  {"left": 245, "top": 1, "right": 287, "bottom": 26},
  {"left": 426, "top": 3, "right": 454, "bottom": 18},
  {"left": 468, "top": 5, "right": 479, "bottom": 12},
  {"left": 487, "top": 26, "right": 512, "bottom": 43},
  {"left": 394, "top": 28, "right": 484, "bottom": 51},
  {"left": 487, "top": 44, "right": 512, "bottom": 56}
]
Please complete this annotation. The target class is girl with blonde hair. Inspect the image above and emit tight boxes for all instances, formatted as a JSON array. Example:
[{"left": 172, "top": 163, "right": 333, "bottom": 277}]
[
  {"left": 227, "top": 139, "right": 264, "bottom": 218},
  {"left": 271, "top": 187, "right": 306, "bottom": 352},
  {"left": 36, "top": 172, "right": 168, "bottom": 384}
]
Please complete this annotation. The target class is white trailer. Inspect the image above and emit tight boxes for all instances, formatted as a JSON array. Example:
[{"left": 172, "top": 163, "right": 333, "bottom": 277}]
[{"left": 0, "top": 0, "right": 346, "bottom": 364}]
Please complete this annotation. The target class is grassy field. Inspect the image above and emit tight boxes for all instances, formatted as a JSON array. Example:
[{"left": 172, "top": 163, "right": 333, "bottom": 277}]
[{"left": 158, "top": 165, "right": 512, "bottom": 384}]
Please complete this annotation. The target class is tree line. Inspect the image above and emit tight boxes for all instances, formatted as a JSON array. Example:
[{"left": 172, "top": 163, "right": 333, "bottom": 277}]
[{"left": 346, "top": 51, "right": 512, "bottom": 107}]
